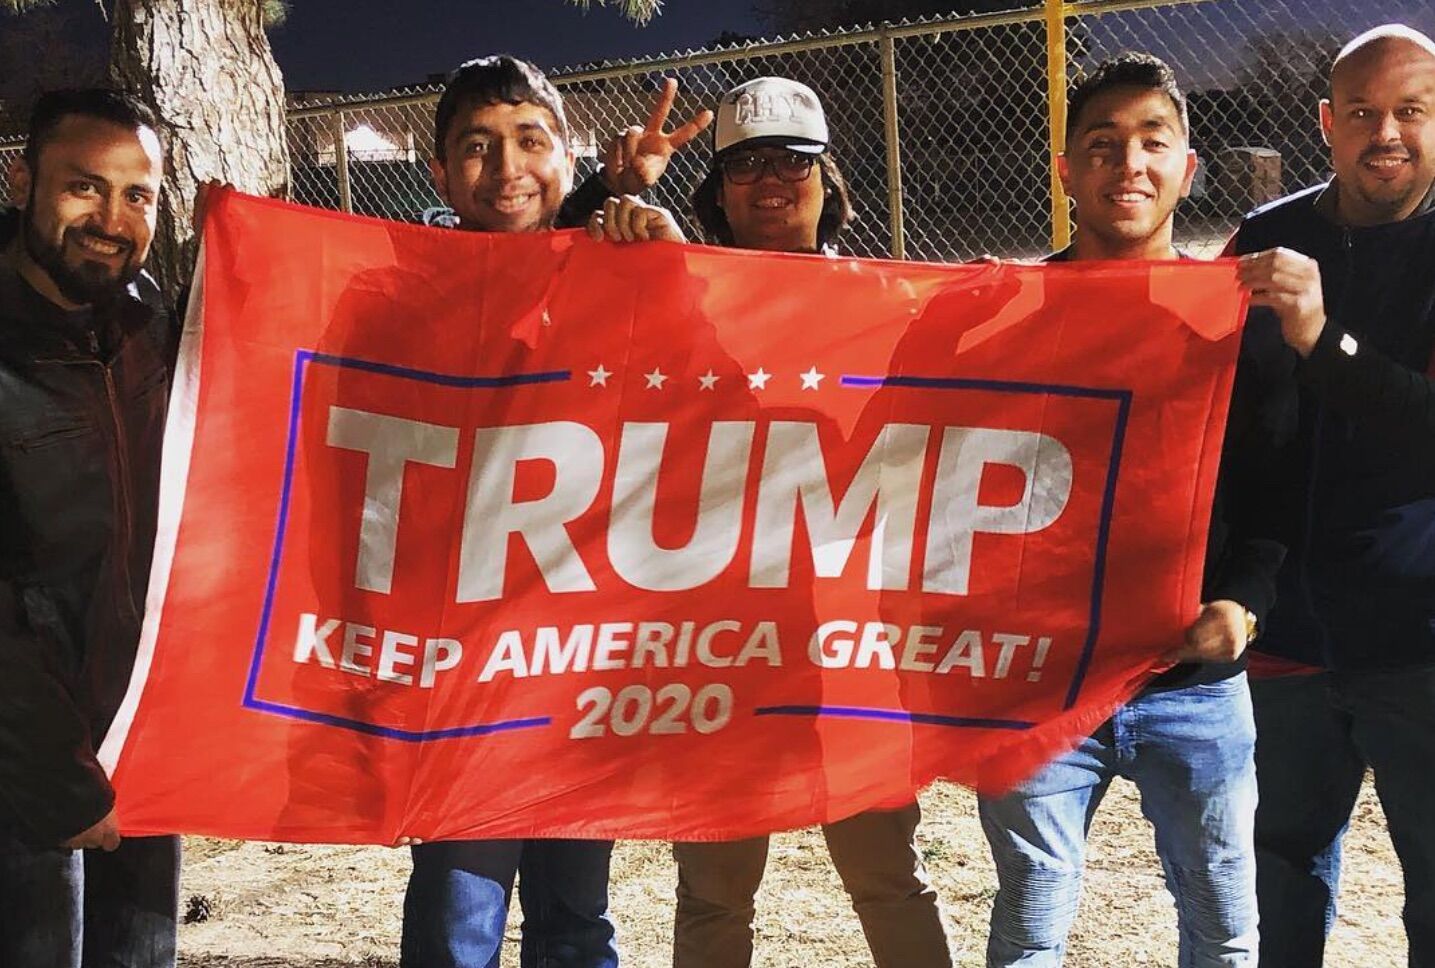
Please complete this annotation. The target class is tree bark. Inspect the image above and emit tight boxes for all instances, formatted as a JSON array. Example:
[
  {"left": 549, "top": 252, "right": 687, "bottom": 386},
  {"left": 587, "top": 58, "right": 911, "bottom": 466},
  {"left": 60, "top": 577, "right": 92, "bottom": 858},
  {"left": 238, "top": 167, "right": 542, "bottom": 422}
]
[{"left": 110, "top": 0, "right": 288, "bottom": 301}]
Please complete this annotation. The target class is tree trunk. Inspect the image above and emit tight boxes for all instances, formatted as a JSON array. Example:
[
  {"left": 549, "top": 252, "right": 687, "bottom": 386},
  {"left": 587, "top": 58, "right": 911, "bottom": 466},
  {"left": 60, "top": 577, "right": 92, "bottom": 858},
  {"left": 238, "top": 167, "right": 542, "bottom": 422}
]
[{"left": 110, "top": 0, "right": 288, "bottom": 302}]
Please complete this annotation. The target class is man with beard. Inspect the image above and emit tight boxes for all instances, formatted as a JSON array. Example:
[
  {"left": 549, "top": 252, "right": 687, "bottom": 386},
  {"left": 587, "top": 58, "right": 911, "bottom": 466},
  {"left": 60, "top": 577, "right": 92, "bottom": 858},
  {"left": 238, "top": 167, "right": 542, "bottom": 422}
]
[
  {"left": 1229, "top": 24, "right": 1435, "bottom": 966},
  {"left": 0, "top": 89, "right": 178, "bottom": 966}
]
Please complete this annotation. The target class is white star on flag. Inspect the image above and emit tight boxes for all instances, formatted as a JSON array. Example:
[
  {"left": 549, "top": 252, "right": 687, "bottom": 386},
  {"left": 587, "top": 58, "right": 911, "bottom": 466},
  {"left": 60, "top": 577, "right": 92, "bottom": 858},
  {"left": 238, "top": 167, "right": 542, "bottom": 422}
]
[
  {"left": 747, "top": 367, "right": 771, "bottom": 390},
  {"left": 799, "top": 366, "right": 825, "bottom": 390},
  {"left": 644, "top": 367, "right": 669, "bottom": 389},
  {"left": 587, "top": 365, "right": 611, "bottom": 387},
  {"left": 698, "top": 369, "right": 720, "bottom": 391}
]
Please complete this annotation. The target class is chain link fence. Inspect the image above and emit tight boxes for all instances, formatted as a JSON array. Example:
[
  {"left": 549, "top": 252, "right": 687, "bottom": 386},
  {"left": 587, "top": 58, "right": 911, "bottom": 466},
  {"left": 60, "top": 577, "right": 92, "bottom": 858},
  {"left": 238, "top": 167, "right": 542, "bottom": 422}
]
[
  {"left": 0, "top": 143, "right": 19, "bottom": 198},
  {"left": 4, "top": 0, "right": 1434, "bottom": 260}
]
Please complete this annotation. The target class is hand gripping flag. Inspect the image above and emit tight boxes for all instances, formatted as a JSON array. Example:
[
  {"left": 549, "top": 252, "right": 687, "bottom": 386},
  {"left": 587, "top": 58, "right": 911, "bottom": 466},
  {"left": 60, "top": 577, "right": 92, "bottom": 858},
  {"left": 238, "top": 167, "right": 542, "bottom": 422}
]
[{"left": 100, "top": 190, "right": 1247, "bottom": 843}]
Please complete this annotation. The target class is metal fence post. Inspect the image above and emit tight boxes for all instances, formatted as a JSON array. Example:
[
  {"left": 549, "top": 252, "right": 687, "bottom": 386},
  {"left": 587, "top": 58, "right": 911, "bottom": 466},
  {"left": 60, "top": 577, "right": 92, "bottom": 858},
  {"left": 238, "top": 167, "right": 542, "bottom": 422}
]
[
  {"left": 1045, "top": 0, "right": 1071, "bottom": 250},
  {"left": 330, "top": 108, "right": 353, "bottom": 214},
  {"left": 879, "top": 26, "right": 906, "bottom": 260}
]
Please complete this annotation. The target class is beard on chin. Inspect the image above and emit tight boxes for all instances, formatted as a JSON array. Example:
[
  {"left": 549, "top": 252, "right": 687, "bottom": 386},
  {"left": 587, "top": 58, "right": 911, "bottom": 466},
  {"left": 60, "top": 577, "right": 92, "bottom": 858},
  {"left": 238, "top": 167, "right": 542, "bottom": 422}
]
[
  {"left": 1353, "top": 151, "right": 1424, "bottom": 205},
  {"left": 1353, "top": 177, "right": 1419, "bottom": 215},
  {"left": 22, "top": 210, "right": 140, "bottom": 307}
]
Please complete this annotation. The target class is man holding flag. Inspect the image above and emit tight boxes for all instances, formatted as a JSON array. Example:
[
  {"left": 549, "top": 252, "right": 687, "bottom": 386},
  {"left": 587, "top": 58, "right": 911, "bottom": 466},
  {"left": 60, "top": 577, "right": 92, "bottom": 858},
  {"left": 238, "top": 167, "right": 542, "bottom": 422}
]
[
  {"left": 1229, "top": 24, "right": 1435, "bottom": 965},
  {"left": 976, "top": 54, "right": 1283, "bottom": 967},
  {"left": 403, "top": 53, "right": 710, "bottom": 968},
  {"left": 0, "top": 89, "right": 179, "bottom": 968}
]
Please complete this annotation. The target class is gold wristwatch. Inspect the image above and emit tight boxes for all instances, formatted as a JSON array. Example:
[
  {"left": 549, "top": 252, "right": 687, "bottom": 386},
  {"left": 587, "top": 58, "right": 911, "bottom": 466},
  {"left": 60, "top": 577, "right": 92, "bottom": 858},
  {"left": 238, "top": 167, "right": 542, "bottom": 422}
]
[{"left": 1244, "top": 608, "right": 1259, "bottom": 645}]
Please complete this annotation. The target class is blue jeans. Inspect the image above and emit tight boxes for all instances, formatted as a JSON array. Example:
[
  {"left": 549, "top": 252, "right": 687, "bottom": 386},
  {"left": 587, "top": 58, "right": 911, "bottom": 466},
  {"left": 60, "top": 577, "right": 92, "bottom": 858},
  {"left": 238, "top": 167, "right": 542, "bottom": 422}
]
[
  {"left": 0, "top": 832, "right": 179, "bottom": 968},
  {"left": 402, "top": 838, "right": 617, "bottom": 968},
  {"left": 1252, "top": 668, "right": 1435, "bottom": 967},
  {"left": 979, "top": 673, "right": 1259, "bottom": 967}
]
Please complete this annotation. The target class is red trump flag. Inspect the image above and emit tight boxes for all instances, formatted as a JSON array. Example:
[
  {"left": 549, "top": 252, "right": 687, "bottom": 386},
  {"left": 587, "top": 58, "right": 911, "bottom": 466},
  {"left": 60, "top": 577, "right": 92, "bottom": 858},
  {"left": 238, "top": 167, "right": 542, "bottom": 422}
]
[{"left": 100, "top": 190, "right": 1247, "bottom": 843}]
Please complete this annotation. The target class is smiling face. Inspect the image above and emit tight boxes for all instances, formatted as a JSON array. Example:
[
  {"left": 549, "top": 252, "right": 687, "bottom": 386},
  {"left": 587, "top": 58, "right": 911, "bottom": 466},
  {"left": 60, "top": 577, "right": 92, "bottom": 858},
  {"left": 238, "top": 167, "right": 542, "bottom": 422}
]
[
  {"left": 428, "top": 99, "right": 575, "bottom": 234},
  {"left": 11, "top": 114, "right": 163, "bottom": 308},
  {"left": 1059, "top": 85, "right": 1197, "bottom": 260},
  {"left": 1322, "top": 38, "right": 1435, "bottom": 226},
  {"left": 716, "top": 146, "right": 826, "bottom": 252}
]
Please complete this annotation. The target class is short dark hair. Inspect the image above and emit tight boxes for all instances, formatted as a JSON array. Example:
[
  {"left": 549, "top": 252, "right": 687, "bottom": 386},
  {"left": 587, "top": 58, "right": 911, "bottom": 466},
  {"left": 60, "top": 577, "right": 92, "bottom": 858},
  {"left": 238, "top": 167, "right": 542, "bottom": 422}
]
[
  {"left": 24, "top": 88, "right": 162, "bottom": 170},
  {"left": 1065, "top": 52, "right": 1188, "bottom": 142},
  {"left": 433, "top": 55, "right": 570, "bottom": 161},
  {"left": 691, "top": 151, "right": 855, "bottom": 249}
]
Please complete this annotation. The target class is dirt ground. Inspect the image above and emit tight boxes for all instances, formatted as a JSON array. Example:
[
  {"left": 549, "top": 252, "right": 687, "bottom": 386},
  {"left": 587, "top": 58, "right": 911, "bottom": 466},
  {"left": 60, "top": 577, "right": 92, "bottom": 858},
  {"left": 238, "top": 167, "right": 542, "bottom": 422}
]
[{"left": 175, "top": 774, "right": 1404, "bottom": 968}]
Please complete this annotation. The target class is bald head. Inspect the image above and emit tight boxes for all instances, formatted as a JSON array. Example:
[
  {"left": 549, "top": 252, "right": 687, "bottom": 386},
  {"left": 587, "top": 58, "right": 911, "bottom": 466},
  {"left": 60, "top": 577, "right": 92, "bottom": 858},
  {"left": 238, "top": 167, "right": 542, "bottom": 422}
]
[
  {"left": 1320, "top": 23, "right": 1435, "bottom": 225},
  {"left": 1332, "top": 24, "right": 1435, "bottom": 94}
]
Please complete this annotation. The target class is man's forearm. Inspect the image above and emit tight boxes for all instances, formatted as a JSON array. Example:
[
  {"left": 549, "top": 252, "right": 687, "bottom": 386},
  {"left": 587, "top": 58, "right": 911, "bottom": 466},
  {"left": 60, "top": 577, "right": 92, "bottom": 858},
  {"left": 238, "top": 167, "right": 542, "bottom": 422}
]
[{"left": 1299, "top": 321, "right": 1435, "bottom": 437}]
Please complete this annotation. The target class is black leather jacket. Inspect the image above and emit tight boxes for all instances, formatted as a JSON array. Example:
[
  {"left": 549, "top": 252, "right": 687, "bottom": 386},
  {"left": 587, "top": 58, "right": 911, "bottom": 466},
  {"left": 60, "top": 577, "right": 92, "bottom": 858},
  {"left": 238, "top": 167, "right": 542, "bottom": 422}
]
[{"left": 0, "top": 209, "right": 174, "bottom": 843}]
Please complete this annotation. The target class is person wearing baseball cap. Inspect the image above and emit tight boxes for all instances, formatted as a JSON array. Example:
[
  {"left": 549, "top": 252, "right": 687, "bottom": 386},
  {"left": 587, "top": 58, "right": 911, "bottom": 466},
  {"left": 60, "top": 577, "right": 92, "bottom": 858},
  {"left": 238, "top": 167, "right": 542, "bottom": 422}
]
[
  {"left": 689, "top": 76, "right": 854, "bottom": 254},
  {"left": 691, "top": 80, "right": 950, "bottom": 967},
  {"left": 587, "top": 76, "right": 856, "bottom": 254},
  {"left": 587, "top": 77, "right": 948, "bottom": 968}
]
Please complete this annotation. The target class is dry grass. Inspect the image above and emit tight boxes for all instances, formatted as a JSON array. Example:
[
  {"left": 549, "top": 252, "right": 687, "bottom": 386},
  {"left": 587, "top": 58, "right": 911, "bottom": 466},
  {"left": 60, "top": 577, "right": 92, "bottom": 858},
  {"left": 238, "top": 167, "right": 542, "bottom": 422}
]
[{"left": 177, "top": 776, "right": 1404, "bottom": 967}]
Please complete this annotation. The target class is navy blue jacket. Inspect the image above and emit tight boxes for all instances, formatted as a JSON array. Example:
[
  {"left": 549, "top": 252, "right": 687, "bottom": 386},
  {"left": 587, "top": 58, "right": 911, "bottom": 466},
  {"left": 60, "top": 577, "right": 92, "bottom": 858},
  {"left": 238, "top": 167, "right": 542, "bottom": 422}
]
[{"left": 1232, "top": 183, "right": 1435, "bottom": 672}]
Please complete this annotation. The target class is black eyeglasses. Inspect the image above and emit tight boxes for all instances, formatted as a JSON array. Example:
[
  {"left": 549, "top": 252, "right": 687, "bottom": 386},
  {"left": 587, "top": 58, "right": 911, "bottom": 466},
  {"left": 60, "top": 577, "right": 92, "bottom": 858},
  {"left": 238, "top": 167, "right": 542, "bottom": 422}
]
[{"left": 719, "top": 151, "right": 818, "bottom": 185}]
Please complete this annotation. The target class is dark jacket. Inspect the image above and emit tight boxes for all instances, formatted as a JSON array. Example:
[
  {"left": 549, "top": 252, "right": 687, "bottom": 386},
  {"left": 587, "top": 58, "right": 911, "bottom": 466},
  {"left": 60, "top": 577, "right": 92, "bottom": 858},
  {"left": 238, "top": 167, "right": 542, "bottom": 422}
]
[
  {"left": 1233, "top": 183, "right": 1435, "bottom": 672},
  {"left": 0, "top": 209, "right": 175, "bottom": 843},
  {"left": 556, "top": 170, "right": 614, "bottom": 230},
  {"left": 1046, "top": 245, "right": 1286, "bottom": 690}
]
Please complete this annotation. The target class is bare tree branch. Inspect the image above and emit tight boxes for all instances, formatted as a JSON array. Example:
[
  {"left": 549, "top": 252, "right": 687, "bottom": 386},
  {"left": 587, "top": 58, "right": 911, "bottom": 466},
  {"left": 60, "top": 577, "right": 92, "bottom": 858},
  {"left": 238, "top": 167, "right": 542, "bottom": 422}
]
[{"left": 564, "top": 0, "right": 662, "bottom": 27}]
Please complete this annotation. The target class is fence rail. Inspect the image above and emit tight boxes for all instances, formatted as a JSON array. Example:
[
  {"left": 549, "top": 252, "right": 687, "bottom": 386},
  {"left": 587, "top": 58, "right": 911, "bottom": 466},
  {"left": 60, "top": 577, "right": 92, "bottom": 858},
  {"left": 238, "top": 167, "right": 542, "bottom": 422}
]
[{"left": 5, "top": 0, "right": 1434, "bottom": 260}]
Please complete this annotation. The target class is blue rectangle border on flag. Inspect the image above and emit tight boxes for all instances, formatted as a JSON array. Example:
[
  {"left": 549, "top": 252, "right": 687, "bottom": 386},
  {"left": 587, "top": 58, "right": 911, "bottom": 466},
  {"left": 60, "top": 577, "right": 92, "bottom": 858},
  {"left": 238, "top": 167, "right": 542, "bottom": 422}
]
[{"left": 242, "top": 353, "right": 1131, "bottom": 741}]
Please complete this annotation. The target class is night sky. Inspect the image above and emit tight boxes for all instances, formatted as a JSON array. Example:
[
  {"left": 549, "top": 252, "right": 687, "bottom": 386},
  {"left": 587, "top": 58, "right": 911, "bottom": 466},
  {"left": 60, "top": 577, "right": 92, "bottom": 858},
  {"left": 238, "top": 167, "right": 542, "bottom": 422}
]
[
  {"left": 271, "top": 0, "right": 764, "bottom": 92},
  {"left": 269, "top": 0, "right": 763, "bottom": 91},
  {"left": 0, "top": 0, "right": 764, "bottom": 102},
  {"left": 5, "top": 0, "right": 1435, "bottom": 101},
  {"left": 262, "top": 0, "right": 1435, "bottom": 95}
]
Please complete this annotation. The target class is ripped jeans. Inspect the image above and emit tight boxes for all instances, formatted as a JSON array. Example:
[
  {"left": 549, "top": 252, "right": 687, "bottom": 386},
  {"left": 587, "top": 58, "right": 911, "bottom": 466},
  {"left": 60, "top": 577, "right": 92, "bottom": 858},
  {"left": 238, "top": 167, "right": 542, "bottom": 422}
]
[{"left": 978, "top": 673, "right": 1258, "bottom": 968}]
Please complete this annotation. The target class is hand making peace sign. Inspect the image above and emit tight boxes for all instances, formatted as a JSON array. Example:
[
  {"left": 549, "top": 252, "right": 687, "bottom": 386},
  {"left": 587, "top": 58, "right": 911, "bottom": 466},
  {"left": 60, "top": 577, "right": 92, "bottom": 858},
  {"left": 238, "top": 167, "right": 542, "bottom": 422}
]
[{"left": 599, "top": 77, "right": 714, "bottom": 196}]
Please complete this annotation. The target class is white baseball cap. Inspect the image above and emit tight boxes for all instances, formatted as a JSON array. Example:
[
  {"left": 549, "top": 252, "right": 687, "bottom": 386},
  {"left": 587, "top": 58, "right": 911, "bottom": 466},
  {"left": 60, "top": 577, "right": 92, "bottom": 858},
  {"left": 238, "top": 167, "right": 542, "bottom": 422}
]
[{"left": 713, "top": 77, "right": 829, "bottom": 155}]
